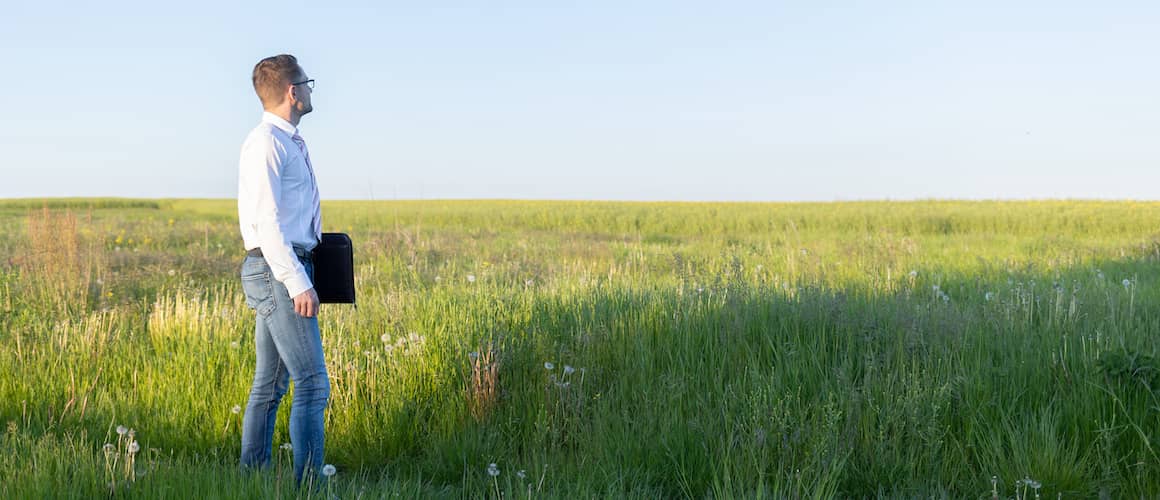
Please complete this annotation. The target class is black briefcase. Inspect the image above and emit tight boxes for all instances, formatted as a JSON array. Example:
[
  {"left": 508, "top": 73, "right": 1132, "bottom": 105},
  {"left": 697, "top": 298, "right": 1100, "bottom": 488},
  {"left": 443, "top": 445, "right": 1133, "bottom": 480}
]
[{"left": 312, "top": 233, "right": 355, "bottom": 304}]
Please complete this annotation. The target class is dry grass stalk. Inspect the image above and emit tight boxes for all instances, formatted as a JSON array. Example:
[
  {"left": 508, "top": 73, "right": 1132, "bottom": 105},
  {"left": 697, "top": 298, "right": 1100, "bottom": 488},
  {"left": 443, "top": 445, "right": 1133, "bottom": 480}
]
[
  {"left": 20, "top": 207, "right": 92, "bottom": 313},
  {"left": 468, "top": 342, "right": 500, "bottom": 422}
]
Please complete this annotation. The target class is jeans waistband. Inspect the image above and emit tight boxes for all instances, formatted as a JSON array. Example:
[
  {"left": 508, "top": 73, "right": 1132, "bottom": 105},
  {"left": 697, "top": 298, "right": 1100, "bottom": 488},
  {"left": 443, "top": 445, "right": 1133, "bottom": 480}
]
[{"left": 247, "top": 246, "right": 312, "bottom": 259}]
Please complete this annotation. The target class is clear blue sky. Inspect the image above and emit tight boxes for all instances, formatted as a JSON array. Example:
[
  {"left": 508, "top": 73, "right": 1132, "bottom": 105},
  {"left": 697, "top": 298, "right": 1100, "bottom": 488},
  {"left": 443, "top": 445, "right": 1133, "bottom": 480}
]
[{"left": 2, "top": 1, "right": 1157, "bottom": 201}]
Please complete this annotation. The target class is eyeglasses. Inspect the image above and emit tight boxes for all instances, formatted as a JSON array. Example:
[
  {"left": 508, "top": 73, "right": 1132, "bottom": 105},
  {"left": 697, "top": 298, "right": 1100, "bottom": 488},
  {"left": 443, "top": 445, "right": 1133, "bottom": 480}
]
[{"left": 292, "top": 79, "right": 315, "bottom": 90}]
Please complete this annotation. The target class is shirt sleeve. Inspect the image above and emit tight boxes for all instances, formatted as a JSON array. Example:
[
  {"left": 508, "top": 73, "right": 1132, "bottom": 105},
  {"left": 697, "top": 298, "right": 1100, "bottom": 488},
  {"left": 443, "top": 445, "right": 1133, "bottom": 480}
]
[{"left": 238, "top": 133, "right": 314, "bottom": 297}]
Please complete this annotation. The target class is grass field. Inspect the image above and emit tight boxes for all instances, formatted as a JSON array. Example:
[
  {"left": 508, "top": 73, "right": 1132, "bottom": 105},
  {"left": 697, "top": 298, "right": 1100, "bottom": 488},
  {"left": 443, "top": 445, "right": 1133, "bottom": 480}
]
[{"left": 2, "top": 198, "right": 1159, "bottom": 498}]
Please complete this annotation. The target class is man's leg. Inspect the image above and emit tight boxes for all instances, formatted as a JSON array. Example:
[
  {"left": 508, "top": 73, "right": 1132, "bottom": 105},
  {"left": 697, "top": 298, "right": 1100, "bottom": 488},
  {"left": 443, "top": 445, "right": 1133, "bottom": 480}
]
[
  {"left": 240, "top": 313, "right": 290, "bottom": 467},
  {"left": 265, "top": 259, "right": 330, "bottom": 484},
  {"left": 239, "top": 256, "right": 290, "bottom": 468}
]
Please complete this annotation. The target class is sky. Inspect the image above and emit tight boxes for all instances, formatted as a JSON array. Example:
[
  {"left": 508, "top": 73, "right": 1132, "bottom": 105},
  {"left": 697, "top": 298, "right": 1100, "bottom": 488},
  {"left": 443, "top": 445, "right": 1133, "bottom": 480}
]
[{"left": 1, "top": 1, "right": 1157, "bottom": 201}]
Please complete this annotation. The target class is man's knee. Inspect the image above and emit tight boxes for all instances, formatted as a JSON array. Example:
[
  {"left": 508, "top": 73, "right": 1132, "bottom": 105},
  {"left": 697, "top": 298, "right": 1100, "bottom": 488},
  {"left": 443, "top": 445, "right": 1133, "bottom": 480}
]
[{"left": 297, "top": 371, "right": 331, "bottom": 403}]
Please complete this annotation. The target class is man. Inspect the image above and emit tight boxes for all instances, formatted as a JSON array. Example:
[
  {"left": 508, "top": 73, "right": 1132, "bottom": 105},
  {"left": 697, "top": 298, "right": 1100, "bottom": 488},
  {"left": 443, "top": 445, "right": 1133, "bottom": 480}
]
[{"left": 236, "top": 53, "right": 329, "bottom": 484}]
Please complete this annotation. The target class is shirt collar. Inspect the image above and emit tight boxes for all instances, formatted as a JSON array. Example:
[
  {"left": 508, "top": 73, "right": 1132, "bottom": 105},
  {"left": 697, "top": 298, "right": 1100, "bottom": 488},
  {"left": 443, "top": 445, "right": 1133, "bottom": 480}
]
[{"left": 262, "top": 111, "right": 298, "bottom": 137}]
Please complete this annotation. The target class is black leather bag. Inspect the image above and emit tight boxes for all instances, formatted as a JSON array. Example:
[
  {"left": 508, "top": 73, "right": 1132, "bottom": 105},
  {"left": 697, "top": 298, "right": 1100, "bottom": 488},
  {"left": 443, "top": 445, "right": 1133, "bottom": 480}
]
[{"left": 312, "top": 233, "right": 355, "bottom": 304}]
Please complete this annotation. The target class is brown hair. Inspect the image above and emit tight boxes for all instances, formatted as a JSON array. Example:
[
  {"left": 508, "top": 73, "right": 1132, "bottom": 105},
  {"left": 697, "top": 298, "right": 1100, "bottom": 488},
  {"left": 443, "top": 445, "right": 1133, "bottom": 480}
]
[{"left": 251, "top": 54, "right": 303, "bottom": 108}]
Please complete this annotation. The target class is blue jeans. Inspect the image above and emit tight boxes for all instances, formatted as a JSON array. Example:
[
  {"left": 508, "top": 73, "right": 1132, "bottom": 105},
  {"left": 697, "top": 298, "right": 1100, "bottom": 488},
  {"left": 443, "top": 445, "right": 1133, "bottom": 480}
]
[{"left": 239, "top": 255, "right": 330, "bottom": 484}]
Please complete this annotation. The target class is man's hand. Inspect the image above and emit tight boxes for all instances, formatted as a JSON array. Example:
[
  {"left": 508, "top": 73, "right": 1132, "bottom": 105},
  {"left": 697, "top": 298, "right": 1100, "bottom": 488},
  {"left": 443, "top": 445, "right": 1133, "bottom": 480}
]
[{"left": 293, "top": 288, "right": 320, "bottom": 318}]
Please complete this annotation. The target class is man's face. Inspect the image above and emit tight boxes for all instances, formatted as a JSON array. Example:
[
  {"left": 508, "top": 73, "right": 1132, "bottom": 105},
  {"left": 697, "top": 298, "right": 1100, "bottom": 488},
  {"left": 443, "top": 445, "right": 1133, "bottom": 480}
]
[{"left": 291, "top": 70, "right": 313, "bottom": 116}]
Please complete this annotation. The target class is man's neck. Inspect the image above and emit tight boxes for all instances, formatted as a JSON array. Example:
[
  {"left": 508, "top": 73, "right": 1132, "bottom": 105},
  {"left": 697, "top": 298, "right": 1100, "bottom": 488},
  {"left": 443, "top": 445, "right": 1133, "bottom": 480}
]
[{"left": 266, "top": 107, "right": 300, "bottom": 127}]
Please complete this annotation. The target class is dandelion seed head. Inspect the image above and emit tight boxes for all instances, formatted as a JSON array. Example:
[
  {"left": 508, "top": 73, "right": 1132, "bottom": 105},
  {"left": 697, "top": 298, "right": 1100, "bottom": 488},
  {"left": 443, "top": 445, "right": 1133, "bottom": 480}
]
[
  {"left": 230, "top": 341, "right": 240, "bottom": 349},
  {"left": 516, "top": 470, "right": 527, "bottom": 480},
  {"left": 281, "top": 442, "right": 293, "bottom": 451},
  {"left": 103, "top": 443, "right": 116, "bottom": 453},
  {"left": 167, "top": 269, "right": 176, "bottom": 277},
  {"left": 932, "top": 284, "right": 940, "bottom": 292},
  {"left": 544, "top": 362, "right": 555, "bottom": 371},
  {"left": 467, "top": 274, "right": 476, "bottom": 283},
  {"left": 116, "top": 425, "right": 127, "bottom": 436},
  {"left": 231, "top": 405, "right": 241, "bottom": 414},
  {"left": 563, "top": 365, "right": 575, "bottom": 376},
  {"left": 908, "top": 270, "right": 918, "bottom": 278},
  {"left": 1123, "top": 278, "right": 1132, "bottom": 289},
  {"left": 322, "top": 464, "right": 337, "bottom": 477},
  {"left": 469, "top": 352, "right": 479, "bottom": 361},
  {"left": 487, "top": 463, "right": 500, "bottom": 477},
  {"left": 128, "top": 441, "right": 140, "bottom": 453},
  {"left": 985, "top": 292, "right": 994, "bottom": 301}
]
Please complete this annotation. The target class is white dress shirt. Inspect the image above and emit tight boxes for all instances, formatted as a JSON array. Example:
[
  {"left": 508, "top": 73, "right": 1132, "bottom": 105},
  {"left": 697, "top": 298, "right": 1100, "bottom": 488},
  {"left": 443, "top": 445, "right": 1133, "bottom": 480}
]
[{"left": 237, "top": 112, "right": 322, "bottom": 298}]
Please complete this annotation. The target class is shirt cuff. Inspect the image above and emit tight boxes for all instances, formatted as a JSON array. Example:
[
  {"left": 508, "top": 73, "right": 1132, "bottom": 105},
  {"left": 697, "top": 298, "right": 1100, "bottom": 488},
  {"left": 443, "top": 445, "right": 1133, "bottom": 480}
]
[{"left": 283, "top": 272, "right": 313, "bottom": 299}]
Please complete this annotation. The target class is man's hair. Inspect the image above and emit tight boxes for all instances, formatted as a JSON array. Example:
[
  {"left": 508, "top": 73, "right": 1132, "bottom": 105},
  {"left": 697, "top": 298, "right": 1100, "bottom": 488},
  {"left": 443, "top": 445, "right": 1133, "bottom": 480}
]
[{"left": 252, "top": 54, "right": 303, "bottom": 108}]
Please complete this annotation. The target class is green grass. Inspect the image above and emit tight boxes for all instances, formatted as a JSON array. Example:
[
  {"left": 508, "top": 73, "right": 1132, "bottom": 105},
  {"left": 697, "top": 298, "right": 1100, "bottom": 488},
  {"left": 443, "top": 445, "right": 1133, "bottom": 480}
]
[{"left": 2, "top": 199, "right": 1159, "bottom": 498}]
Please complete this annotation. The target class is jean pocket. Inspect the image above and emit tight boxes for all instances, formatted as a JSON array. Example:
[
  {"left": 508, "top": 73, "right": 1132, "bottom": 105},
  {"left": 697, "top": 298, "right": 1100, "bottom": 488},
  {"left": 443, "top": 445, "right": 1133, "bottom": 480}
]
[{"left": 241, "top": 271, "right": 276, "bottom": 317}]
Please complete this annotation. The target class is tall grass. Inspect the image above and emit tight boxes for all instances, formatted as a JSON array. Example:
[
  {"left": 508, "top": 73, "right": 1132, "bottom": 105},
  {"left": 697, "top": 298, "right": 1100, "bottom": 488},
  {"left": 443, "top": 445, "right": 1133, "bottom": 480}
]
[{"left": 1, "top": 199, "right": 1158, "bottom": 497}]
